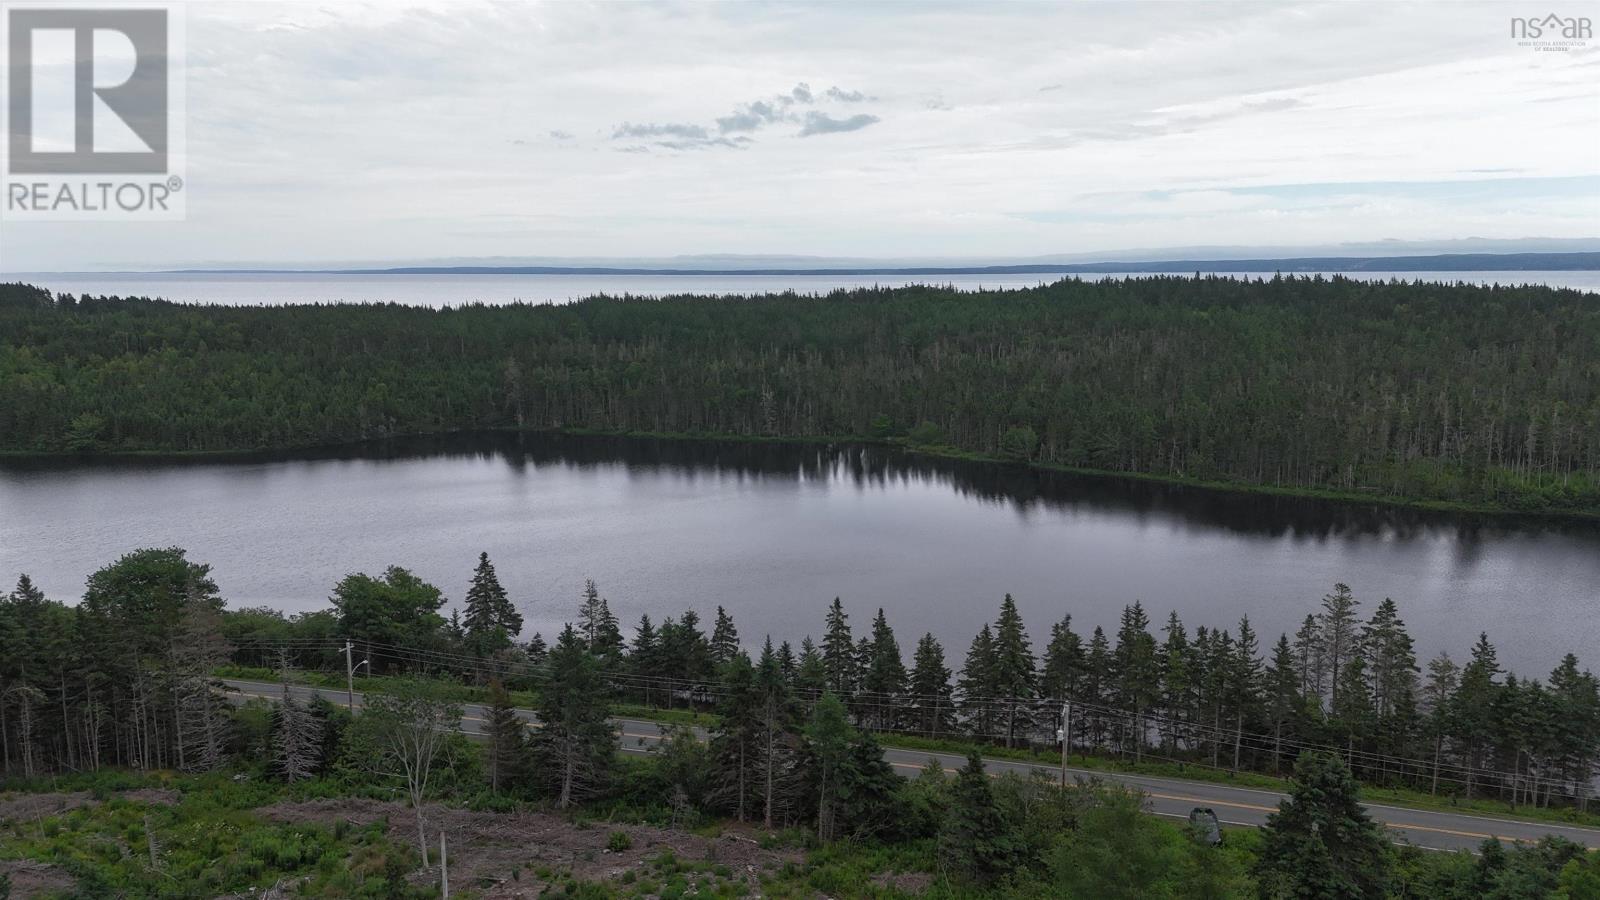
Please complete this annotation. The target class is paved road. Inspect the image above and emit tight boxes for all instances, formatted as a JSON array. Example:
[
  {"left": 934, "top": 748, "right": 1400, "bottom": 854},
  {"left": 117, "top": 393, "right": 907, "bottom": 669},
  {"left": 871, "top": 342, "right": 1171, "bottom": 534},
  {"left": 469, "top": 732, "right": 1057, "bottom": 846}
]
[{"left": 223, "top": 678, "right": 1600, "bottom": 854}]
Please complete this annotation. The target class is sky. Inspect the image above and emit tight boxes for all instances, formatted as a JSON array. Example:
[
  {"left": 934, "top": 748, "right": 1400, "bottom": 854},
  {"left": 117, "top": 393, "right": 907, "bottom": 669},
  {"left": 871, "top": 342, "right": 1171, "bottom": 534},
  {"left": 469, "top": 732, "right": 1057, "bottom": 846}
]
[{"left": 2, "top": 0, "right": 1599, "bottom": 271}]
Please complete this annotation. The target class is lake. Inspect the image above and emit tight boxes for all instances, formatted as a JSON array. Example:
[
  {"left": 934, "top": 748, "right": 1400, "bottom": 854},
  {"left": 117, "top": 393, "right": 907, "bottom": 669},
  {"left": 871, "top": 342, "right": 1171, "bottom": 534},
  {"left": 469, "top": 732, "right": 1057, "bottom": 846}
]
[
  {"left": 2, "top": 433, "right": 1595, "bottom": 676},
  {"left": 11, "top": 269, "right": 1600, "bottom": 306}
]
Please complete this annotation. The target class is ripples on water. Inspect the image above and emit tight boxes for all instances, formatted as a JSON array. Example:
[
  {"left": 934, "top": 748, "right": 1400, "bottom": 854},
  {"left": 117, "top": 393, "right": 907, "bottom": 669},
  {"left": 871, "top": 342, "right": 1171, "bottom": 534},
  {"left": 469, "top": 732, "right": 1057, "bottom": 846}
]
[{"left": 2, "top": 432, "right": 1596, "bottom": 675}]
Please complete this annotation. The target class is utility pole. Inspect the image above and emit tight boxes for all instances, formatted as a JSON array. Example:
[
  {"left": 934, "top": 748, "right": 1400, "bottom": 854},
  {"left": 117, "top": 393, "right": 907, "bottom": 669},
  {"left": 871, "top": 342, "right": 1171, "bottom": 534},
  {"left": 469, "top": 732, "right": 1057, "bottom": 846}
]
[
  {"left": 344, "top": 641, "right": 356, "bottom": 712},
  {"left": 1059, "top": 700, "right": 1072, "bottom": 788}
]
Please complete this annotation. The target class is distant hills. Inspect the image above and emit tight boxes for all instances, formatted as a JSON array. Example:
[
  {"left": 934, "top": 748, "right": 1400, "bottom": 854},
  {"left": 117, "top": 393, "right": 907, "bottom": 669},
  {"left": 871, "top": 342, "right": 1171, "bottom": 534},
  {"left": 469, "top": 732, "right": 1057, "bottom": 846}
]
[{"left": 241, "top": 251, "right": 1600, "bottom": 276}]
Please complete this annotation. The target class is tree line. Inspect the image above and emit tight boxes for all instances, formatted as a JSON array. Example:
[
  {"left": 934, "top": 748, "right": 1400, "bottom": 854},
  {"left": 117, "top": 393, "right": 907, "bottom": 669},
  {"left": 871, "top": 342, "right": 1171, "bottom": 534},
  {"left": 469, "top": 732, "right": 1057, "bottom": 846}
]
[
  {"left": 3, "top": 550, "right": 1599, "bottom": 897},
  {"left": 2, "top": 276, "right": 1597, "bottom": 512},
  {"left": 5, "top": 548, "right": 1596, "bottom": 818}
]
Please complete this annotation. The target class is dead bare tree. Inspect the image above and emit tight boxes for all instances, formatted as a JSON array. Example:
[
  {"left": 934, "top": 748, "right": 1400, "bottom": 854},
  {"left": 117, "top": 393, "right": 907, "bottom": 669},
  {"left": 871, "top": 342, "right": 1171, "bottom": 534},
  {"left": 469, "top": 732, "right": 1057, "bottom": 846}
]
[{"left": 359, "top": 681, "right": 461, "bottom": 867}]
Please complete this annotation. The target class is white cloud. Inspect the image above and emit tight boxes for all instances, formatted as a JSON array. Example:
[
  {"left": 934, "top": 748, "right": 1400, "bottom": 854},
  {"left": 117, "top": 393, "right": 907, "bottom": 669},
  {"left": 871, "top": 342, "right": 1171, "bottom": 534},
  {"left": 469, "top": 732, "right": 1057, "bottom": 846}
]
[{"left": 3, "top": 1, "right": 1596, "bottom": 270}]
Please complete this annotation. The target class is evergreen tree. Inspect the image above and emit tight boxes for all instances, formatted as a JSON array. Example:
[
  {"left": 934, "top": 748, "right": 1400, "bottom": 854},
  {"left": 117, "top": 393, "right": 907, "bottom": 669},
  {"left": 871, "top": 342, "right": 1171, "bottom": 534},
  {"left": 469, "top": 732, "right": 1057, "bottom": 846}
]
[
  {"left": 1421, "top": 651, "right": 1459, "bottom": 795},
  {"left": 462, "top": 552, "right": 521, "bottom": 656},
  {"left": 991, "top": 594, "right": 1037, "bottom": 748},
  {"left": 861, "top": 608, "right": 907, "bottom": 731},
  {"left": 1454, "top": 633, "right": 1503, "bottom": 798},
  {"left": 1265, "top": 634, "right": 1305, "bottom": 774},
  {"left": 630, "top": 614, "right": 661, "bottom": 705},
  {"left": 1362, "top": 598, "right": 1419, "bottom": 769},
  {"left": 1112, "top": 602, "right": 1159, "bottom": 761},
  {"left": 1332, "top": 656, "right": 1376, "bottom": 772},
  {"left": 709, "top": 605, "right": 740, "bottom": 670},
  {"left": 1228, "top": 615, "right": 1263, "bottom": 771},
  {"left": 531, "top": 625, "right": 615, "bottom": 807},
  {"left": 1082, "top": 626, "right": 1113, "bottom": 751},
  {"left": 958, "top": 623, "right": 997, "bottom": 738},
  {"left": 578, "top": 579, "right": 603, "bottom": 648},
  {"left": 708, "top": 652, "right": 762, "bottom": 821},
  {"left": 821, "top": 598, "right": 855, "bottom": 697},
  {"left": 805, "top": 693, "right": 856, "bottom": 842},
  {"left": 1293, "top": 613, "right": 1326, "bottom": 702},
  {"left": 595, "top": 598, "right": 624, "bottom": 658},
  {"left": 1254, "top": 752, "right": 1391, "bottom": 899},
  {"left": 938, "top": 750, "right": 1015, "bottom": 884},
  {"left": 484, "top": 678, "right": 527, "bottom": 794},
  {"left": 841, "top": 727, "right": 903, "bottom": 839},
  {"left": 909, "top": 633, "right": 956, "bottom": 738},
  {"left": 754, "top": 638, "right": 803, "bottom": 828},
  {"left": 776, "top": 640, "right": 797, "bottom": 683},
  {"left": 1157, "top": 611, "right": 1192, "bottom": 756},
  {"left": 1320, "top": 584, "right": 1361, "bottom": 710},
  {"left": 1041, "top": 614, "right": 1086, "bottom": 701},
  {"left": 1546, "top": 654, "right": 1600, "bottom": 813},
  {"left": 524, "top": 631, "right": 548, "bottom": 670},
  {"left": 795, "top": 636, "right": 827, "bottom": 699}
]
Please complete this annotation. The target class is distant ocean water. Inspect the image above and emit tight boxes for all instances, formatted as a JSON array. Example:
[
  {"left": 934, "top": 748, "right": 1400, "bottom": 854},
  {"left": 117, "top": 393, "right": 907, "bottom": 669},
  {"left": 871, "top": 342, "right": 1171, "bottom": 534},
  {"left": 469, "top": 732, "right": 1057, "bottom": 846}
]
[{"left": 9, "top": 270, "right": 1600, "bottom": 307}]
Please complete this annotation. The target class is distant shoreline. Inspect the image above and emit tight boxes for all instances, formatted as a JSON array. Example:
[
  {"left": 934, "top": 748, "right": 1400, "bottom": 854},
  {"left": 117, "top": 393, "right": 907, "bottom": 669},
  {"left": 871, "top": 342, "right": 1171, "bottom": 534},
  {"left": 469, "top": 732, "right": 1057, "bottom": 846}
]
[{"left": 10, "top": 250, "right": 1599, "bottom": 278}]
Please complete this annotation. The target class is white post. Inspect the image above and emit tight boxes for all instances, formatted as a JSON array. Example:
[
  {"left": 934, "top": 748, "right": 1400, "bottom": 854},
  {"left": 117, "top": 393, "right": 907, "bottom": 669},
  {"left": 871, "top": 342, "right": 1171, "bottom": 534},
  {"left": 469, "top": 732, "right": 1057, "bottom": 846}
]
[{"left": 440, "top": 830, "right": 449, "bottom": 898}]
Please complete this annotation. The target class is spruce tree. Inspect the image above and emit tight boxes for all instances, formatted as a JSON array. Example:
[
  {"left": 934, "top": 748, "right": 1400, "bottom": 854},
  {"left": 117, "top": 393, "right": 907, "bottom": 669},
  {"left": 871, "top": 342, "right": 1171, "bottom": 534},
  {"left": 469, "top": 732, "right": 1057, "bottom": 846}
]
[
  {"left": 821, "top": 598, "right": 855, "bottom": 697},
  {"left": 1454, "top": 633, "right": 1502, "bottom": 798},
  {"left": 1112, "top": 602, "right": 1159, "bottom": 761},
  {"left": 531, "top": 625, "right": 615, "bottom": 808},
  {"left": 1041, "top": 614, "right": 1085, "bottom": 701},
  {"left": 1082, "top": 626, "right": 1112, "bottom": 750},
  {"left": 1254, "top": 752, "right": 1391, "bottom": 899},
  {"left": 709, "top": 606, "right": 740, "bottom": 670},
  {"left": 861, "top": 608, "right": 907, "bottom": 731},
  {"left": 577, "top": 579, "right": 603, "bottom": 648},
  {"left": 805, "top": 693, "right": 856, "bottom": 842},
  {"left": 796, "top": 636, "right": 827, "bottom": 699},
  {"left": 462, "top": 552, "right": 520, "bottom": 656},
  {"left": 1157, "top": 612, "right": 1191, "bottom": 756},
  {"left": 1320, "top": 584, "right": 1361, "bottom": 709},
  {"left": 1265, "top": 634, "right": 1304, "bottom": 774},
  {"left": 991, "top": 594, "right": 1037, "bottom": 748},
  {"left": 630, "top": 614, "right": 660, "bottom": 706},
  {"left": 909, "top": 633, "right": 956, "bottom": 738},
  {"left": 958, "top": 623, "right": 997, "bottom": 738},
  {"left": 524, "top": 631, "right": 548, "bottom": 670},
  {"left": 1293, "top": 613, "right": 1326, "bottom": 703},
  {"left": 938, "top": 750, "right": 1015, "bottom": 884},
  {"left": 754, "top": 638, "right": 803, "bottom": 828},
  {"left": 484, "top": 678, "right": 527, "bottom": 794},
  {"left": 709, "top": 652, "right": 762, "bottom": 821},
  {"left": 1420, "top": 651, "right": 1459, "bottom": 796}
]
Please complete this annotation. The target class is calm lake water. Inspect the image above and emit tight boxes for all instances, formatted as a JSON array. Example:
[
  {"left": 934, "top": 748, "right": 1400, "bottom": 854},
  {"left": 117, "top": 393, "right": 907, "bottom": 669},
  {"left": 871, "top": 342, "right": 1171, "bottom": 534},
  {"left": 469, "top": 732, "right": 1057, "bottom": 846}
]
[
  {"left": 2, "top": 433, "right": 1596, "bottom": 676},
  {"left": 12, "top": 270, "right": 1600, "bottom": 306}
]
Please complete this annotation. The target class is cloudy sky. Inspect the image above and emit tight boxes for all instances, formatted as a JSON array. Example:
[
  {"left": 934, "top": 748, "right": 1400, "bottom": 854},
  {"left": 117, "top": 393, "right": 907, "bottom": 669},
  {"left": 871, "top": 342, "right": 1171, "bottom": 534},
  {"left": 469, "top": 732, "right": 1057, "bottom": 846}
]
[{"left": 4, "top": 0, "right": 1599, "bottom": 271}]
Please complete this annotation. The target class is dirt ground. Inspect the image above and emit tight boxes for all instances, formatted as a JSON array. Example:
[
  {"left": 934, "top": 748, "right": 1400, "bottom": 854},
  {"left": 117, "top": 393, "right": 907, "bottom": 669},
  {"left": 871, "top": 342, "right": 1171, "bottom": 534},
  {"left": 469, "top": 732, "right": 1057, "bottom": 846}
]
[
  {"left": 258, "top": 797, "right": 803, "bottom": 897},
  {"left": 0, "top": 858, "right": 76, "bottom": 899},
  {"left": 0, "top": 791, "right": 96, "bottom": 824}
]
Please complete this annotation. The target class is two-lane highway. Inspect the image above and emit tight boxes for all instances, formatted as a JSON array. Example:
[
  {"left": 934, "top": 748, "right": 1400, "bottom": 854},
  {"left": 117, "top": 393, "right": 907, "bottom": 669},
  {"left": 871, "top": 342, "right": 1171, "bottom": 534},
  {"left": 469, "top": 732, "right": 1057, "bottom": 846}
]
[{"left": 223, "top": 678, "right": 1600, "bottom": 854}]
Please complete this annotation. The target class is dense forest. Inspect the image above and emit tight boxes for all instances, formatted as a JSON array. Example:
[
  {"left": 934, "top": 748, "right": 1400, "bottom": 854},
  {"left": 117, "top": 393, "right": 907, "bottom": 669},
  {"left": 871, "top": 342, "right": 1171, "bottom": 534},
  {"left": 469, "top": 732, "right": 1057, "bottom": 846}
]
[
  {"left": 2, "top": 277, "right": 1597, "bottom": 513},
  {"left": 4, "top": 550, "right": 1600, "bottom": 897},
  {"left": 3, "top": 551, "right": 1599, "bottom": 896},
  {"left": 4, "top": 550, "right": 1597, "bottom": 813}
]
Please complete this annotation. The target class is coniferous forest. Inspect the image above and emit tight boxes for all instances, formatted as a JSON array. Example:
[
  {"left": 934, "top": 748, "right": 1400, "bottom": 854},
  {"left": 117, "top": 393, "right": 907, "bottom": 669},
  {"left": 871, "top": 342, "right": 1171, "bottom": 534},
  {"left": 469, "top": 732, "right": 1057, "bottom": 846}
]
[
  {"left": 2, "top": 277, "right": 1597, "bottom": 514},
  {"left": 3, "top": 551, "right": 1600, "bottom": 896}
]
